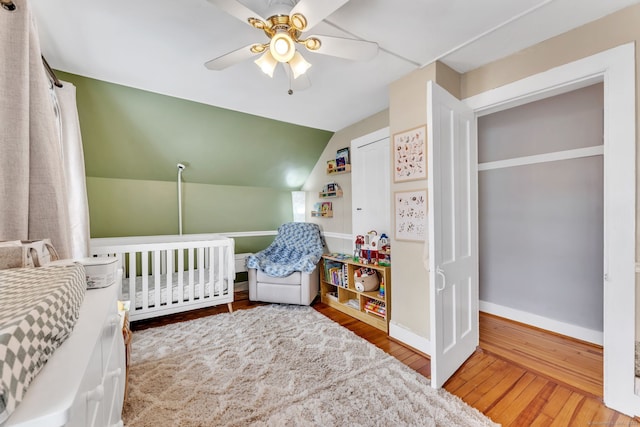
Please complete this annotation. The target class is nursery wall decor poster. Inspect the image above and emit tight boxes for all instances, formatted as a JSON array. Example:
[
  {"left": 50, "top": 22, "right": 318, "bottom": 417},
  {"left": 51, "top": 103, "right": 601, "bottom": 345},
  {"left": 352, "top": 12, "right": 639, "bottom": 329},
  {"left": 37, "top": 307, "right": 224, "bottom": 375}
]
[
  {"left": 395, "top": 189, "right": 427, "bottom": 241},
  {"left": 393, "top": 125, "right": 426, "bottom": 182}
]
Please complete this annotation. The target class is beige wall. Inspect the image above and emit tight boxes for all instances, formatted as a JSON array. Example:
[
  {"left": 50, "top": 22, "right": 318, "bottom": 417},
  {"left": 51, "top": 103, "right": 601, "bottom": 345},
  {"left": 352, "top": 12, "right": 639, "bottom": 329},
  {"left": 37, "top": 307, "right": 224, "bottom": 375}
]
[
  {"left": 387, "top": 63, "right": 463, "bottom": 339},
  {"left": 387, "top": 64, "right": 436, "bottom": 338},
  {"left": 303, "top": 110, "right": 389, "bottom": 254}
]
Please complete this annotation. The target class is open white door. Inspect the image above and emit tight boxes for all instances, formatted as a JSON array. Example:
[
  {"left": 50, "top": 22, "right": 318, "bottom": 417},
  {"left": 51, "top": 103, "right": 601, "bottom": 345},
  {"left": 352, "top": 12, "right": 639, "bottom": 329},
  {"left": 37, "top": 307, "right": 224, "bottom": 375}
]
[{"left": 427, "top": 81, "right": 479, "bottom": 388}]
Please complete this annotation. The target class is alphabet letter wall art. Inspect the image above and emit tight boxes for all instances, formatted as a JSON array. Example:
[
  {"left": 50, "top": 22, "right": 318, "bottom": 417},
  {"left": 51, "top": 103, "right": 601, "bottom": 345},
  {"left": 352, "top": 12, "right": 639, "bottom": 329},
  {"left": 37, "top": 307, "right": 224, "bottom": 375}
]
[{"left": 393, "top": 126, "right": 426, "bottom": 182}]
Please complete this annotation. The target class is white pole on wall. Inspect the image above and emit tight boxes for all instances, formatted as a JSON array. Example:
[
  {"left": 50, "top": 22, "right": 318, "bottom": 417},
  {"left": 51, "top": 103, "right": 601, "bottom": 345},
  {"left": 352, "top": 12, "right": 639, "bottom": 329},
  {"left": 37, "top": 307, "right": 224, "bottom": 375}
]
[{"left": 177, "top": 163, "right": 186, "bottom": 235}]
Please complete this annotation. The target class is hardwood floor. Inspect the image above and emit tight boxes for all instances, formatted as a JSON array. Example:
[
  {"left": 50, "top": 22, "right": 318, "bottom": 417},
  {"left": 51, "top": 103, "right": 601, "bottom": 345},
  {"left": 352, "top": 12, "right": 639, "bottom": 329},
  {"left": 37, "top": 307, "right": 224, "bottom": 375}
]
[
  {"left": 479, "top": 312, "right": 603, "bottom": 398},
  {"left": 131, "top": 292, "right": 639, "bottom": 426}
]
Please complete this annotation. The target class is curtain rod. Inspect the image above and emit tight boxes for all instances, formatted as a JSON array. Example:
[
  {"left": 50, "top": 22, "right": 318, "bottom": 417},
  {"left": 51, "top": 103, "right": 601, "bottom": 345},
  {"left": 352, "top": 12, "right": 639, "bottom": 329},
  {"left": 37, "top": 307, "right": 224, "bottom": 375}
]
[
  {"left": 42, "top": 55, "right": 63, "bottom": 88},
  {"left": 1, "top": 0, "right": 16, "bottom": 11}
]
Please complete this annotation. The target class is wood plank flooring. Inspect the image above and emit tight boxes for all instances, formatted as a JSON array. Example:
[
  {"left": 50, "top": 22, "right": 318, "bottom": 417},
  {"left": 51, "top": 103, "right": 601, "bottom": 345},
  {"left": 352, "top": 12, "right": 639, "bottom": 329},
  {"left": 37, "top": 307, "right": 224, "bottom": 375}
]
[
  {"left": 479, "top": 312, "right": 603, "bottom": 397},
  {"left": 131, "top": 293, "right": 639, "bottom": 426}
]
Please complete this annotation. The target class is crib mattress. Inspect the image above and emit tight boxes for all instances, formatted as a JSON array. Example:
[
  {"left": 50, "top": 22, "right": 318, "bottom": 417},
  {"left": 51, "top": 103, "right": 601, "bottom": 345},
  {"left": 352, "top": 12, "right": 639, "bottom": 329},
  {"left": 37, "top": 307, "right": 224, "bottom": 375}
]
[
  {"left": 0, "top": 265, "right": 86, "bottom": 423},
  {"left": 122, "top": 268, "right": 229, "bottom": 309}
]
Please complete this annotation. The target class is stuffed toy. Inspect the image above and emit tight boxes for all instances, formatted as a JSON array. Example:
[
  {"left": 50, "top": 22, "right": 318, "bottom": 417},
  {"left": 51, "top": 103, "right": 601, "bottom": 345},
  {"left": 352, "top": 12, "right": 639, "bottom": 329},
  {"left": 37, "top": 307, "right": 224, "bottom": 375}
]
[{"left": 353, "top": 267, "right": 379, "bottom": 292}]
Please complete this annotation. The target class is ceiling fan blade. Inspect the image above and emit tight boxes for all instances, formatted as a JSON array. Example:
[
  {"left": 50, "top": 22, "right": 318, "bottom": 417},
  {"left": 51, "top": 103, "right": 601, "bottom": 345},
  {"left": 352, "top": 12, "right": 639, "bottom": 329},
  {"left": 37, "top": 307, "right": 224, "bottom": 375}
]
[
  {"left": 204, "top": 44, "right": 257, "bottom": 70},
  {"left": 290, "top": 0, "right": 349, "bottom": 32},
  {"left": 206, "top": 0, "right": 266, "bottom": 26},
  {"left": 308, "top": 35, "right": 378, "bottom": 61}
]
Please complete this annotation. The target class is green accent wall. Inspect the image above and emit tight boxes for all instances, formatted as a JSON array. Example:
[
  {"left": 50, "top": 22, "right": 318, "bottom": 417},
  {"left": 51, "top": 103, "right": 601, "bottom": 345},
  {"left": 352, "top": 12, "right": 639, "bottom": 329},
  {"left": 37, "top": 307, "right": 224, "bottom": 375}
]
[
  {"left": 61, "top": 72, "right": 333, "bottom": 251},
  {"left": 87, "top": 177, "right": 282, "bottom": 253}
]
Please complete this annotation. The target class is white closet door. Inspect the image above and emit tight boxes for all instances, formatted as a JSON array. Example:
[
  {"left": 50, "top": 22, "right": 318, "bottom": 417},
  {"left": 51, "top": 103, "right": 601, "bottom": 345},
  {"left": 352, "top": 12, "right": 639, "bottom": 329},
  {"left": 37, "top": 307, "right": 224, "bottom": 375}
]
[
  {"left": 428, "top": 81, "right": 479, "bottom": 388},
  {"left": 351, "top": 128, "right": 390, "bottom": 241}
]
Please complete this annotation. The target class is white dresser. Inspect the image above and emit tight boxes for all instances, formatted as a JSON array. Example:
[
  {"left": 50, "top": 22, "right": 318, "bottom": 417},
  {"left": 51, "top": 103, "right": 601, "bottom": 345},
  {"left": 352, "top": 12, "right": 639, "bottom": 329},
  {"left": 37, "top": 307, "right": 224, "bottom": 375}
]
[{"left": 5, "top": 280, "right": 126, "bottom": 427}]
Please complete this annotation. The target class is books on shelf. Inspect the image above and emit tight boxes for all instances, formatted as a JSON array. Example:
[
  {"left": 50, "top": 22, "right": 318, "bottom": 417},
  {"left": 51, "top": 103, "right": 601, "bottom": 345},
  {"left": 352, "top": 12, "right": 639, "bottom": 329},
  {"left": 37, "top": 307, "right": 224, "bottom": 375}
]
[
  {"left": 336, "top": 147, "right": 350, "bottom": 165},
  {"left": 311, "top": 202, "right": 333, "bottom": 217},
  {"left": 323, "top": 261, "right": 348, "bottom": 287},
  {"left": 326, "top": 149, "right": 351, "bottom": 174}
]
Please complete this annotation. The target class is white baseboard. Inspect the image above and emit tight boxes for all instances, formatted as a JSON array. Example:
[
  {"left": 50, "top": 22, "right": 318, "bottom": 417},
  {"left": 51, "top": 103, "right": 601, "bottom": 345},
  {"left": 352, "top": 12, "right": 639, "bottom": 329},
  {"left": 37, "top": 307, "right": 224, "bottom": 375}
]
[
  {"left": 234, "top": 281, "right": 248, "bottom": 292},
  {"left": 479, "top": 300, "right": 603, "bottom": 345},
  {"left": 389, "top": 321, "right": 431, "bottom": 356}
]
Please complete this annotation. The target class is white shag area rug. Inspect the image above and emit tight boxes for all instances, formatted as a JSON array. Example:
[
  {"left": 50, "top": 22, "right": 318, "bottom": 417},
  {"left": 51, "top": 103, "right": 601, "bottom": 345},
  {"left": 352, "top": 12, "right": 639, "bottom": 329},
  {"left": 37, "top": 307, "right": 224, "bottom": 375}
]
[{"left": 123, "top": 305, "right": 499, "bottom": 427}]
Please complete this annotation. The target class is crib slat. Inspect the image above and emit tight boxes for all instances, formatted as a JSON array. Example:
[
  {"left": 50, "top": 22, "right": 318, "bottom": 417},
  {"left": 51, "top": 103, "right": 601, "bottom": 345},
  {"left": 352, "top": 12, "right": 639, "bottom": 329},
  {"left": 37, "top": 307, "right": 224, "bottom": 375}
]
[
  {"left": 178, "top": 248, "right": 184, "bottom": 303},
  {"left": 166, "top": 249, "right": 173, "bottom": 307},
  {"left": 128, "top": 252, "right": 137, "bottom": 312},
  {"left": 141, "top": 251, "right": 149, "bottom": 310},
  {"left": 188, "top": 247, "right": 194, "bottom": 302},
  {"left": 153, "top": 249, "right": 161, "bottom": 308},
  {"left": 198, "top": 247, "right": 205, "bottom": 301},
  {"left": 217, "top": 246, "right": 224, "bottom": 296},
  {"left": 208, "top": 246, "right": 215, "bottom": 297}
]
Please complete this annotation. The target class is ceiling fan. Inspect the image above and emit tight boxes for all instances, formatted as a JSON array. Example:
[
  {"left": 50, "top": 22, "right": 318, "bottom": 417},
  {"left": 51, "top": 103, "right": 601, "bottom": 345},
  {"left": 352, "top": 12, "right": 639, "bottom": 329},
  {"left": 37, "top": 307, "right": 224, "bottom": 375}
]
[{"left": 204, "top": 0, "right": 378, "bottom": 85}]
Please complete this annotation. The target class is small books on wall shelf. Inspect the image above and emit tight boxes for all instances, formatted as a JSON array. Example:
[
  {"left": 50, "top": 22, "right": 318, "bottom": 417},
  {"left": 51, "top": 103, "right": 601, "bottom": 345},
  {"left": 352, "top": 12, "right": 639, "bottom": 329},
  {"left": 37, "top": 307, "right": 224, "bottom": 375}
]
[
  {"left": 311, "top": 201, "right": 333, "bottom": 218},
  {"left": 336, "top": 147, "right": 350, "bottom": 165},
  {"left": 319, "top": 182, "right": 343, "bottom": 198},
  {"left": 326, "top": 147, "right": 351, "bottom": 174}
]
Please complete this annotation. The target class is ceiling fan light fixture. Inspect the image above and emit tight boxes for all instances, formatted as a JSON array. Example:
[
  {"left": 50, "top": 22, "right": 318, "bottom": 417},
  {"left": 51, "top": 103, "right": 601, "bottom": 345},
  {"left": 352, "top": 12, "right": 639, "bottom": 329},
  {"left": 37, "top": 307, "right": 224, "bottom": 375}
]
[
  {"left": 250, "top": 43, "right": 267, "bottom": 54},
  {"left": 290, "top": 13, "right": 307, "bottom": 31},
  {"left": 248, "top": 17, "right": 266, "bottom": 30},
  {"left": 303, "top": 37, "right": 321, "bottom": 51},
  {"left": 289, "top": 51, "right": 311, "bottom": 79},
  {"left": 270, "top": 31, "right": 295, "bottom": 63},
  {"left": 254, "top": 51, "right": 278, "bottom": 78}
]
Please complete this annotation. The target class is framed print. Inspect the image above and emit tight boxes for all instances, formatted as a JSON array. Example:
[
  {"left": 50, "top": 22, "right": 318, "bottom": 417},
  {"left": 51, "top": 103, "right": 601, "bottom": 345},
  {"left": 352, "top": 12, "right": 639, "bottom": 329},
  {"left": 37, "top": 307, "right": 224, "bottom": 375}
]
[
  {"left": 393, "top": 125, "right": 427, "bottom": 182},
  {"left": 395, "top": 189, "right": 427, "bottom": 241}
]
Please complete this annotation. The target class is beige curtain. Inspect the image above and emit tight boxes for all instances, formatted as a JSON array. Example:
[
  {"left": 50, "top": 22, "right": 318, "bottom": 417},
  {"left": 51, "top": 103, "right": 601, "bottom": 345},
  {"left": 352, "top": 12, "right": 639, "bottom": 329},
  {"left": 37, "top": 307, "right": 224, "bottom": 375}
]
[
  {"left": 53, "top": 82, "right": 91, "bottom": 258},
  {"left": 0, "top": 0, "right": 72, "bottom": 258}
]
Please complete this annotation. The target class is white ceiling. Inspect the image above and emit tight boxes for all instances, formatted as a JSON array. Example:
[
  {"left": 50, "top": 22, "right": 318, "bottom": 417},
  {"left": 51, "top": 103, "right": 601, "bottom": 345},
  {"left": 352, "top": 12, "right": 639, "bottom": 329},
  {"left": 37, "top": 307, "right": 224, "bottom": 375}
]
[{"left": 31, "top": 0, "right": 639, "bottom": 132}]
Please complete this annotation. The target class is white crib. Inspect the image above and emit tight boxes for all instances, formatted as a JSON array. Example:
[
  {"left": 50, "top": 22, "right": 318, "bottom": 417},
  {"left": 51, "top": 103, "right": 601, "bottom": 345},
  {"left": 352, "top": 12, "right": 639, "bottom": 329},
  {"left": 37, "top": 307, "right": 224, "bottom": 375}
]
[{"left": 90, "top": 234, "right": 235, "bottom": 321}]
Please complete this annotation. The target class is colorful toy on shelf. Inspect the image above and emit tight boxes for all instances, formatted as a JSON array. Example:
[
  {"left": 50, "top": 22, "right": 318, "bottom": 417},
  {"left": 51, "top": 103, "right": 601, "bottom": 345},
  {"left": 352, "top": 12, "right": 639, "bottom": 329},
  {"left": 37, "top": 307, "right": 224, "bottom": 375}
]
[
  {"left": 360, "top": 230, "right": 380, "bottom": 264},
  {"left": 364, "top": 299, "right": 386, "bottom": 317},
  {"left": 378, "top": 278, "right": 385, "bottom": 297},
  {"left": 378, "top": 233, "right": 391, "bottom": 266},
  {"left": 353, "top": 267, "right": 379, "bottom": 292},
  {"left": 354, "top": 235, "right": 364, "bottom": 261}
]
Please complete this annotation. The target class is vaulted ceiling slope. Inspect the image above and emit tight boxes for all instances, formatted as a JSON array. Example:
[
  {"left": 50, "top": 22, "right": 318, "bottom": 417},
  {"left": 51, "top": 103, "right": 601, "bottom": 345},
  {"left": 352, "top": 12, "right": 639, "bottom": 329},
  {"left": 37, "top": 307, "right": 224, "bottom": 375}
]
[
  {"left": 57, "top": 71, "right": 332, "bottom": 188},
  {"left": 32, "top": 0, "right": 640, "bottom": 131}
]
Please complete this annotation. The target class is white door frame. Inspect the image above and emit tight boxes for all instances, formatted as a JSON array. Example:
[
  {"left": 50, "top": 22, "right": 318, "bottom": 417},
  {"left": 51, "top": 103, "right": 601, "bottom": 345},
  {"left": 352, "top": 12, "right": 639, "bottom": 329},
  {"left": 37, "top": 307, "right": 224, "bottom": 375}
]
[{"left": 464, "top": 43, "right": 637, "bottom": 416}]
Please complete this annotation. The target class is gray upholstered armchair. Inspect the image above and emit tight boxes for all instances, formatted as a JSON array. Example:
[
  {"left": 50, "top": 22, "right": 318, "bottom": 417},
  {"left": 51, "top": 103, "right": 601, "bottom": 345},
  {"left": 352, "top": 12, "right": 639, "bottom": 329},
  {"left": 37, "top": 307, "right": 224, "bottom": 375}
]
[{"left": 246, "top": 222, "right": 324, "bottom": 305}]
